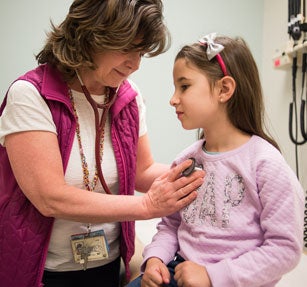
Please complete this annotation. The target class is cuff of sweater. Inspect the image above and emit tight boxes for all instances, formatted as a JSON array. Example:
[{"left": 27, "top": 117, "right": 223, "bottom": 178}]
[
  {"left": 206, "top": 260, "right": 236, "bottom": 287},
  {"left": 140, "top": 248, "right": 175, "bottom": 273}
]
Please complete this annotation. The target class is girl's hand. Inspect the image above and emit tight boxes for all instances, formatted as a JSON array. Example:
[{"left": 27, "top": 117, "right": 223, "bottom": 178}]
[
  {"left": 141, "top": 257, "right": 170, "bottom": 287},
  {"left": 174, "top": 261, "right": 212, "bottom": 287},
  {"left": 143, "top": 159, "right": 205, "bottom": 219}
]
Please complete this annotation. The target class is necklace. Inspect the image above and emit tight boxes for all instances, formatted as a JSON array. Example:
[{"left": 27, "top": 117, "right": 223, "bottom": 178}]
[
  {"left": 69, "top": 89, "right": 105, "bottom": 192},
  {"left": 72, "top": 71, "right": 118, "bottom": 195}
]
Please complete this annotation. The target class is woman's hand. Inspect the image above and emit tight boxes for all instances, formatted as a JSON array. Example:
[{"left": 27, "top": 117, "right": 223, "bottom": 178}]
[
  {"left": 141, "top": 257, "right": 170, "bottom": 287},
  {"left": 142, "top": 159, "right": 205, "bottom": 219},
  {"left": 174, "top": 261, "right": 212, "bottom": 287},
  {"left": 6, "top": 131, "right": 204, "bottom": 222}
]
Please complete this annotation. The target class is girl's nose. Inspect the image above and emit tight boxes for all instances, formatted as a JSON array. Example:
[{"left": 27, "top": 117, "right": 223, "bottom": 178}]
[{"left": 170, "top": 93, "right": 179, "bottom": 106}]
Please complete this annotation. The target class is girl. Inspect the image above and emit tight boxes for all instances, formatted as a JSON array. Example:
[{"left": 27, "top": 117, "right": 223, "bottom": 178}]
[{"left": 127, "top": 33, "right": 304, "bottom": 287}]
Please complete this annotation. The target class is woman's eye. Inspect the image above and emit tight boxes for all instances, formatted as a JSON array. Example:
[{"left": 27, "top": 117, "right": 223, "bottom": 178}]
[{"left": 121, "top": 48, "right": 144, "bottom": 57}]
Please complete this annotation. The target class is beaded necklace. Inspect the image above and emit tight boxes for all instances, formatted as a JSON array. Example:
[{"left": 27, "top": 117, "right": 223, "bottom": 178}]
[
  {"left": 72, "top": 72, "right": 117, "bottom": 196},
  {"left": 69, "top": 89, "right": 105, "bottom": 192}
]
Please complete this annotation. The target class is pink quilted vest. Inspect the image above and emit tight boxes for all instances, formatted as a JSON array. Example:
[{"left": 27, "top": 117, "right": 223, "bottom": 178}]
[{"left": 0, "top": 64, "right": 139, "bottom": 286}]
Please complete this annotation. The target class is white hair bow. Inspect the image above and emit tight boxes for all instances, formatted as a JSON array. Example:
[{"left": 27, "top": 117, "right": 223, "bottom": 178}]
[{"left": 198, "top": 32, "right": 224, "bottom": 60}]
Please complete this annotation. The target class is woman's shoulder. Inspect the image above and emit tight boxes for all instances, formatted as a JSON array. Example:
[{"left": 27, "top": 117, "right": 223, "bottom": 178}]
[
  {"left": 126, "top": 79, "right": 140, "bottom": 93},
  {"left": 7, "top": 80, "right": 42, "bottom": 104}
]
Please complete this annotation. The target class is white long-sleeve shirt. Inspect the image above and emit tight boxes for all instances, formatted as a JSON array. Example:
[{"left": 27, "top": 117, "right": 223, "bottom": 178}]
[{"left": 142, "top": 136, "right": 304, "bottom": 287}]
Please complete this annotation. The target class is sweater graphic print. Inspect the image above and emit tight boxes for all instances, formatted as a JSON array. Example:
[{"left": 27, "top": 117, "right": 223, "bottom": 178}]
[{"left": 183, "top": 172, "right": 245, "bottom": 228}]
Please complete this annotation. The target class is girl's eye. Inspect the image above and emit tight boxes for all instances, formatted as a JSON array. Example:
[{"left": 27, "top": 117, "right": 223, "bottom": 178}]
[{"left": 181, "top": 84, "right": 189, "bottom": 91}]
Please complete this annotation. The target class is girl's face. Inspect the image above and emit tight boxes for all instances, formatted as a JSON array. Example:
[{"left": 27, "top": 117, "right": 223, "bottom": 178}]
[
  {"left": 171, "top": 58, "right": 221, "bottom": 130},
  {"left": 80, "top": 49, "right": 142, "bottom": 94}
]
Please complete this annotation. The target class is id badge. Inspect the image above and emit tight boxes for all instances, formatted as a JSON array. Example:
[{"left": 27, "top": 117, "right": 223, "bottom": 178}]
[{"left": 70, "top": 229, "right": 110, "bottom": 264}]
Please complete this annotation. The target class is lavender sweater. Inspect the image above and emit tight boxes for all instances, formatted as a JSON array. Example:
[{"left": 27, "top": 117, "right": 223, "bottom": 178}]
[{"left": 142, "top": 136, "right": 304, "bottom": 287}]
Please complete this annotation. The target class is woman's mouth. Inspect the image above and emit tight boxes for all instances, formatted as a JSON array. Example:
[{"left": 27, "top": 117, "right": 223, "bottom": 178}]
[{"left": 115, "top": 69, "right": 128, "bottom": 78}]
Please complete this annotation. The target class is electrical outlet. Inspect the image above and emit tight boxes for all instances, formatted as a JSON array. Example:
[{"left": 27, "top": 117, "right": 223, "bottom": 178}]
[
  {"left": 273, "top": 39, "right": 307, "bottom": 69},
  {"left": 273, "top": 52, "right": 292, "bottom": 69}
]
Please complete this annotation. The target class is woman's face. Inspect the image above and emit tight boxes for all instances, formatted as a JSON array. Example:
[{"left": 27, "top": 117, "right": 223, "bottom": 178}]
[{"left": 80, "top": 49, "right": 142, "bottom": 94}]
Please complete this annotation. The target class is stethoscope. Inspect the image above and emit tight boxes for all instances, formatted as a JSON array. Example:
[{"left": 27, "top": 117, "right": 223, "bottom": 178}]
[
  {"left": 288, "top": 0, "right": 307, "bottom": 179},
  {"left": 76, "top": 71, "right": 119, "bottom": 195},
  {"left": 299, "top": 51, "right": 307, "bottom": 141},
  {"left": 289, "top": 53, "right": 307, "bottom": 146}
]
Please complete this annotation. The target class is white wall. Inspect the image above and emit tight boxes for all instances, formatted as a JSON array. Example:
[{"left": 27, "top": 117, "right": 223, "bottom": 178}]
[{"left": 0, "top": 0, "right": 72, "bottom": 96}]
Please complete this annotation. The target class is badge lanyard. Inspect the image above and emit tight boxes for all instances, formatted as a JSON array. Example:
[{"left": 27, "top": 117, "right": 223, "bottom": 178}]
[{"left": 68, "top": 72, "right": 118, "bottom": 269}]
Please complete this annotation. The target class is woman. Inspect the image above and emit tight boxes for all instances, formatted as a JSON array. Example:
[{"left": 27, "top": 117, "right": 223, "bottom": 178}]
[{"left": 0, "top": 1, "right": 204, "bottom": 287}]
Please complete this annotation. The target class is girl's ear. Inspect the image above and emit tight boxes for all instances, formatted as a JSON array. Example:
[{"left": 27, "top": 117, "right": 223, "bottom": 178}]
[{"left": 218, "top": 76, "right": 236, "bottom": 102}]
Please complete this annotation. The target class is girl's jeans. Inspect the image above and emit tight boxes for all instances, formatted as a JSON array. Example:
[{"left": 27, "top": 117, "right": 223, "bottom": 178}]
[{"left": 126, "top": 254, "right": 185, "bottom": 287}]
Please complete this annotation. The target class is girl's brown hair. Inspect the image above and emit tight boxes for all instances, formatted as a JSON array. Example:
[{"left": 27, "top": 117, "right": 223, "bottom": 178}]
[
  {"left": 175, "top": 36, "right": 280, "bottom": 151},
  {"left": 36, "top": 0, "right": 170, "bottom": 81}
]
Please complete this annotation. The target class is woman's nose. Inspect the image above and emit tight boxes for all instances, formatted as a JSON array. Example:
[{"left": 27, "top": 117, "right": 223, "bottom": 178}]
[{"left": 126, "top": 52, "right": 141, "bottom": 70}]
